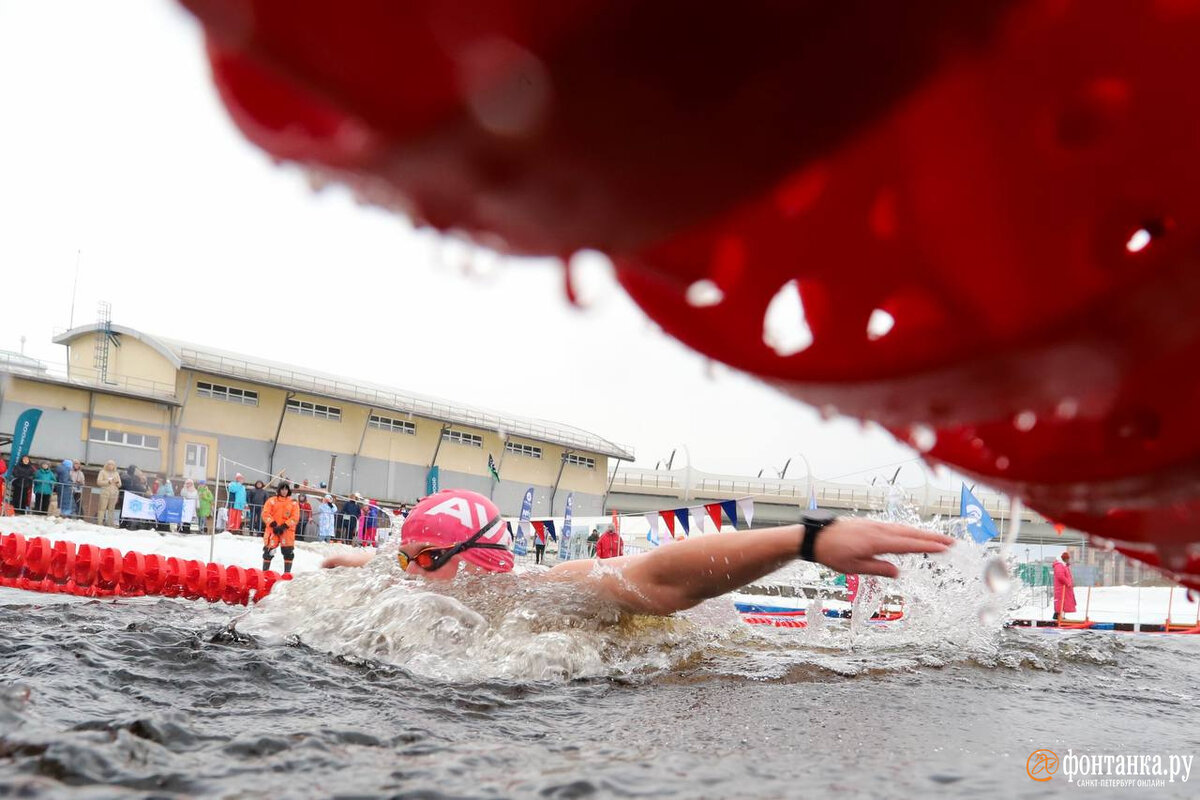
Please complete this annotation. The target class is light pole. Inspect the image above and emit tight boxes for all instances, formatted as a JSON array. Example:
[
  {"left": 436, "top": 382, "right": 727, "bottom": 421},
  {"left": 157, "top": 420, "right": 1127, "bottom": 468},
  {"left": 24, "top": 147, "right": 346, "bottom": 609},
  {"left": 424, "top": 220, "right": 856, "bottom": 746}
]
[{"left": 779, "top": 453, "right": 815, "bottom": 506}]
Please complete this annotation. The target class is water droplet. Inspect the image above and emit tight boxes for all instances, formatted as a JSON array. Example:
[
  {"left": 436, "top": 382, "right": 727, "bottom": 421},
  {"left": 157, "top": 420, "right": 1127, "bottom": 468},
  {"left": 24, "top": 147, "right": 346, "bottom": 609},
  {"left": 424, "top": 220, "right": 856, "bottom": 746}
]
[
  {"left": 866, "top": 308, "right": 895, "bottom": 341},
  {"left": 458, "top": 38, "right": 550, "bottom": 137},
  {"left": 1014, "top": 410, "right": 1037, "bottom": 432},
  {"left": 762, "top": 279, "right": 813, "bottom": 356},
  {"left": 1158, "top": 545, "right": 1189, "bottom": 572},
  {"left": 819, "top": 404, "right": 838, "bottom": 421},
  {"left": 685, "top": 279, "right": 725, "bottom": 307},
  {"left": 1055, "top": 398, "right": 1079, "bottom": 420},
  {"left": 565, "top": 250, "right": 616, "bottom": 310},
  {"left": 1125, "top": 228, "right": 1152, "bottom": 253},
  {"left": 995, "top": 456, "right": 1011, "bottom": 471},
  {"left": 970, "top": 437, "right": 985, "bottom": 450},
  {"left": 983, "top": 558, "right": 1012, "bottom": 594},
  {"left": 978, "top": 606, "right": 1002, "bottom": 627},
  {"left": 909, "top": 424, "right": 937, "bottom": 453},
  {"left": 1187, "top": 589, "right": 1198, "bottom": 604}
]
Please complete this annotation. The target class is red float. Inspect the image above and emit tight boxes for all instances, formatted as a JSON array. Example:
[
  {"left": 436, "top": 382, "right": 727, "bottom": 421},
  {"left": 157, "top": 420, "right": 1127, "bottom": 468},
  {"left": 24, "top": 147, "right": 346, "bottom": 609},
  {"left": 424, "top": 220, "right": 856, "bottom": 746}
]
[
  {"left": 48, "top": 540, "right": 76, "bottom": 585},
  {"left": 22, "top": 538, "right": 52, "bottom": 581},
  {"left": 177, "top": 1, "right": 1200, "bottom": 589},
  {"left": 73, "top": 544, "right": 100, "bottom": 587},
  {"left": 95, "top": 548, "right": 123, "bottom": 590},
  {"left": 120, "top": 551, "right": 147, "bottom": 595}
]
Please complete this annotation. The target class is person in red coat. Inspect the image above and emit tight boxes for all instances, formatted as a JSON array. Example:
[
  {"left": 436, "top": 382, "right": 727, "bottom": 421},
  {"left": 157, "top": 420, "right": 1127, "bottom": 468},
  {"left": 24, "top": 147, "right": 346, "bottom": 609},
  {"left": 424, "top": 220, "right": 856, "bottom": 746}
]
[
  {"left": 596, "top": 526, "right": 624, "bottom": 559},
  {"left": 1053, "top": 551, "right": 1077, "bottom": 621}
]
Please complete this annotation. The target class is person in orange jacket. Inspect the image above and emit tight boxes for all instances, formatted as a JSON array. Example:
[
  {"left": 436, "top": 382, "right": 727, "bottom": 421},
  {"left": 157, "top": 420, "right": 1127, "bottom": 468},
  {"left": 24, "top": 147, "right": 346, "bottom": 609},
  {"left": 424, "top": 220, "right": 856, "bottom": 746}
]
[{"left": 261, "top": 482, "right": 300, "bottom": 574}]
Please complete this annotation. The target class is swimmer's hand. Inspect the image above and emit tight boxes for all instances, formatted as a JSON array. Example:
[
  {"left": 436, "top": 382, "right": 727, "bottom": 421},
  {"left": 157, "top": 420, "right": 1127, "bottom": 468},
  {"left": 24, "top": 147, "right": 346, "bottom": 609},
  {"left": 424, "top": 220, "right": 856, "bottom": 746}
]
[
  {"left": 814, "top": 521, "right": 954, "bottom": 578},
  {"left": 321, "top": 551, "right": 373, "bottom": 569}
]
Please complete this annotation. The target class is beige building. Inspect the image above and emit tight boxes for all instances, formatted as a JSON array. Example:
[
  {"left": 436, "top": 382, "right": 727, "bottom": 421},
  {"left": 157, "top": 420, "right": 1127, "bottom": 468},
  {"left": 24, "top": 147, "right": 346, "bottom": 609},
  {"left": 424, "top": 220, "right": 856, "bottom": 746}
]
[{"left": 0, "top": 324, "right": 633, "bottom": 516}]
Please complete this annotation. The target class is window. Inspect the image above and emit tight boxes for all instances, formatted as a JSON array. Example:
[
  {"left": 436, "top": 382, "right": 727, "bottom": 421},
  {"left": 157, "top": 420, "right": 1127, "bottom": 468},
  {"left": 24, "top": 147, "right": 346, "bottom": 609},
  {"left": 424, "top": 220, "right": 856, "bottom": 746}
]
[
  {"left": 286, "top": 398, "right": 341, "bottom": 421},
  {"left": 564, "top": 453, "right": 595, "bottom": 470},
  {"left": 196, "top": 380, "right": 258, "bottom": 406},
  {"left": 505, "top": 441, "right": 542, "bottom": 459},
  {"left": 442, "top": 429, "right": 483, "bottom": 448},
  {"left": 88, "top": 427, "right": 162, "bottom": 450},
  {"left": 369, "top": 414, "right": 416, "bottom": 434}
]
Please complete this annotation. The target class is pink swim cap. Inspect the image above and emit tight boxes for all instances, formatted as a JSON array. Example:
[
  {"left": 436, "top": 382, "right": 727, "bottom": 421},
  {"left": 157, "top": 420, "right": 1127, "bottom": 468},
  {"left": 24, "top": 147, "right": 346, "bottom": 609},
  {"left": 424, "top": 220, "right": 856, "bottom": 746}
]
[{"left": 401, "top": 489, "right": 513, "bottom": 573}]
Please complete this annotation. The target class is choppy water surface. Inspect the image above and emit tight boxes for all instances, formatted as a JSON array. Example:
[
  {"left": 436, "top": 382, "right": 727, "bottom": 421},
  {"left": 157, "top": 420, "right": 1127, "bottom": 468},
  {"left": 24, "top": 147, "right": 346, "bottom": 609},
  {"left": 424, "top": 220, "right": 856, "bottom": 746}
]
[{"left": 3, "top": 542, "right": 1199, "bottom": 798}]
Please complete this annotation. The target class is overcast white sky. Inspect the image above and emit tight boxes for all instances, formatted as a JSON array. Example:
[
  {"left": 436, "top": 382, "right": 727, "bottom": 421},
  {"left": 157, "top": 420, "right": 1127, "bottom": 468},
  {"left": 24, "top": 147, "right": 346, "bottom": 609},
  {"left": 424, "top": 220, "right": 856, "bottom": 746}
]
[{"left": 0, "top": 0, "right": 960, "bottom": 490}]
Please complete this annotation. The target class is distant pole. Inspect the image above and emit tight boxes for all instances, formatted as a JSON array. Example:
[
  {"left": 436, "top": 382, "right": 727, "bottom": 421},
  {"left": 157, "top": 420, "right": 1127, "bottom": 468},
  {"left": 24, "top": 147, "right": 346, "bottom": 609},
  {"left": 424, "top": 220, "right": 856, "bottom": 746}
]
[
  {"left": 327, "top": 454, "right": 337, "bottom": 494},
  {"left": 69, "top": 249, "right": 81, "bottom": 330}
]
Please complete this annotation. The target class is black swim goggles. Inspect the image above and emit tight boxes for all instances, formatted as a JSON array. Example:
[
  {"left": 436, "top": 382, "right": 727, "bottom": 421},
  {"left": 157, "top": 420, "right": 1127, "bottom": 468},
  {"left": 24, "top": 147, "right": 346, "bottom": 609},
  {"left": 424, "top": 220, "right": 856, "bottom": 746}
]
[{"left": 396, "top": 514, "right": 507, "bottom": 572}]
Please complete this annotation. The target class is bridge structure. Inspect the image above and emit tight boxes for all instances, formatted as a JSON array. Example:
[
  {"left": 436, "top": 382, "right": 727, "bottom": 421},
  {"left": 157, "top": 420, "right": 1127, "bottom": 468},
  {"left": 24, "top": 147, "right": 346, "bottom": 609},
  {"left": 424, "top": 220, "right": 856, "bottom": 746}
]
[{"left": 605, "top": 466, "right": 1086, "bottom": 546}]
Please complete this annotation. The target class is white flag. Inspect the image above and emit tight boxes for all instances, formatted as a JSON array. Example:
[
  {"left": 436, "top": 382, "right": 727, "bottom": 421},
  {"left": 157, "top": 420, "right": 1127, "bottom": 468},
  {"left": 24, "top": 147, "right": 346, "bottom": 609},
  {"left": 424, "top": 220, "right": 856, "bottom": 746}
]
[
  {"left": 736, "top": 498, "right": 755, "bottom": 529},
  {"left": 689, "top": 506, "right": 706, "bottom": 534},
  {"left": 644, "top": 513, "right": 660, "bottom": 546}
]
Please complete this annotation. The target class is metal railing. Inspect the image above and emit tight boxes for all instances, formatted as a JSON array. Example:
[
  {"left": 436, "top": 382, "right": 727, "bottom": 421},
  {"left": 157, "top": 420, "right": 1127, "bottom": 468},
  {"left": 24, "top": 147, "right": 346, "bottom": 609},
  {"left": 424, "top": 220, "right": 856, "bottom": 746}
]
[
  {"left": 608, "top": 466, "right": 1037, "bottom": 520},
  {"left": 178, "top": 348, "right": 634, "bottom": 459},
  {"left": 0, "top": 357, "right": 178, "bottom": 401}
]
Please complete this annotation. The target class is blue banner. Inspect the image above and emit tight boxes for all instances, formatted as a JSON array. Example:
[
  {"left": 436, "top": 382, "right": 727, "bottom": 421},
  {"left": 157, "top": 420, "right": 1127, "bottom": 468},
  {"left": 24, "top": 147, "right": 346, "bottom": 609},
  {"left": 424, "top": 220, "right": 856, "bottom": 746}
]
[
  {"left": 559, "top": 493, "right": 574, "bottom": 561},
  {"left": 514, "top": 487, "right": 533, "bottom": 556},
  {"left": 960, "top": 484, "right": 1000, "bottom": 544},
  {"left": 426, "top": 466, "right": 440, "bottom": 495},
  {"left": 5, "top": 409, "right": 42, "bottom": 479},
  {"left": 122, "top": 493, "right": 192, "bottom": 524}
]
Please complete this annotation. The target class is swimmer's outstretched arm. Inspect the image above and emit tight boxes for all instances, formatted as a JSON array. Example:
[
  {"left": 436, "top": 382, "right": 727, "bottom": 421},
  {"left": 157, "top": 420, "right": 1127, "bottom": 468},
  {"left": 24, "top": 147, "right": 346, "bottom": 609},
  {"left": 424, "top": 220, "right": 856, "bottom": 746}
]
[{"left": 546, "top": 521, "right": 954, "bottom": 616}]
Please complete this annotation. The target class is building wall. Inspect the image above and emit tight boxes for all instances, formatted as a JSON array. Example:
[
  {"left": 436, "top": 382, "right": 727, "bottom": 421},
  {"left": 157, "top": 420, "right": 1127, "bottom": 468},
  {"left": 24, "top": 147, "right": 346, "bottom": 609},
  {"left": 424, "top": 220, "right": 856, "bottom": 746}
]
[
  {"left": 67, "top": 331, "right": 177, "bottom": 391},
  {"left": 2, "top": 345, "right": 621, "bottom": 515}
]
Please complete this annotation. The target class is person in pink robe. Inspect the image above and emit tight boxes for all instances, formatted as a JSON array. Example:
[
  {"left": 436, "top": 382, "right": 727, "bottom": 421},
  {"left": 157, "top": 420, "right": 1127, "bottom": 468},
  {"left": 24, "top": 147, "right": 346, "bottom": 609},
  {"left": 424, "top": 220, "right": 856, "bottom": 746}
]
[{"left": 1053, "top": 551, "right": 1077, "bottom": 620}]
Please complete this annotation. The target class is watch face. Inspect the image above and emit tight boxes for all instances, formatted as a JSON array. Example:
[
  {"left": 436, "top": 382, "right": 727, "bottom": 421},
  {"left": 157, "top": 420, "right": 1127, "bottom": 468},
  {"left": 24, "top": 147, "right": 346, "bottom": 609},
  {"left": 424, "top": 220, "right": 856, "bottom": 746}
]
[{"left": 804, "top": 509, "right": 836, "bottom": 526}]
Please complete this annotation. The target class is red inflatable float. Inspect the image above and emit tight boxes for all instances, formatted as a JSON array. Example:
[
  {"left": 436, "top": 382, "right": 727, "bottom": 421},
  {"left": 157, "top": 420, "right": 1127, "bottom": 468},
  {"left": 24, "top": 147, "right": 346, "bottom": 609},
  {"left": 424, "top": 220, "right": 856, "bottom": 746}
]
[
  {"left": 179, "top": 1, "right": 1200, "bottom": 588},
  {"left": 0, "top": 533, "right": 288, "bottom": 605}
]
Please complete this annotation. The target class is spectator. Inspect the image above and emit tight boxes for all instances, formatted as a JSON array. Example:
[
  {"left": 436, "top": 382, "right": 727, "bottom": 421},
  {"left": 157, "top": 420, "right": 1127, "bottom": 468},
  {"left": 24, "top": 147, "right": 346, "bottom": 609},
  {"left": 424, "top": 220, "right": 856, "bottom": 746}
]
[
  {"left": 586, "top": 527, "right": 600, "bottom": 558},
  {"left": 120, "top": 465, "right": 148, "bottom": 529},
  {"left": 156, "top": 476, "right": 174, "bottom": 496},
  {"left": 316, "top": 494, "right": 336, "bottom": 543},
  {"left": 95, "top": 460, "right": 121, "bottom": 526},
  {"left": 296, "top": 492, "right": 312, "bottom": 541},
  {"left": 33, "top": 461, "right": 55, "bottom": 515},
  {"left": 246, "top": 480, "right": 268, "bottom": 534},
  {"left": 339, "top": 493, "right": 362, "bottom": 544},
  {"left": 0, "top": 453, "right": 7, "bottom": 509},
  {"left": 362, "top": 499, "right": 380, "bottom": 547},
  {"left": 227, "top": 473, "right": 247, "bottom": 533},
  {"left": 54, "top": 460, "right": 75, "bottom": 516},
  {"left": 596, "top": 526, "right": 624, "bottom": 559},
  {"left": 197, "top": 479, "right": 214, "bottom": 535},
  {"left": 10, "top": 455, "right": 35, "bottom": 514},
  {"left": 261, "top": 482, "right": 300, "bottom": 574},
  {"left": 533, "top": 524, "right": 547, "bottom": 565},
  {"left": 179, "top": 478, "right": 199, "bottom": 533},
  {"left": 1053, "top": 551, "right": 1077, "bottom": 621},
  {"left": 70, "top": 461, "right": 85, "bottom": 518}
]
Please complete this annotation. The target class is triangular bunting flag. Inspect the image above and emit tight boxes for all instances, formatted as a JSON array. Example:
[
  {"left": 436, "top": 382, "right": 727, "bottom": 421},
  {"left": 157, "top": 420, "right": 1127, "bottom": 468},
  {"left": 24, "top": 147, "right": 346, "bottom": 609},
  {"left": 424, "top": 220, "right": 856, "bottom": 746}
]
[
  {"left": 736, "top": 498, "right": 755, "bottom": 528},
  {"left": 644, "top": 513, "right": 660, "bottom": 546},
  {"left": 706, "top": 503, "right": 723, "bottom": 532},
  {"left": 720, "top": 500, "right": 738, "bottom": 528},
  {"left": 660, "top": 509, "right": 676, "bottom": 537},
  {"left": 690, "top": 506, "right": 706, "bottom": 534},
  {"left": 532, "top": 520, "right": 545, "bottom": 542},
  {"left": 544, "top": 520, "right": 557, "bottom": 542},
  {"left": 674, "top": 507, "right": 691, "bottom": 536}
]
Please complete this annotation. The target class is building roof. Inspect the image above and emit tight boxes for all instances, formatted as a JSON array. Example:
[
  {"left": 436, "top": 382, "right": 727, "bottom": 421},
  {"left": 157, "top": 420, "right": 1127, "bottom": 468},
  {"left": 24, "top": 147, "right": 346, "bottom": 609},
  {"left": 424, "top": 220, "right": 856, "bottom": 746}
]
[{"left": 52, "top": 324, "right": 635, "bottom": 460}]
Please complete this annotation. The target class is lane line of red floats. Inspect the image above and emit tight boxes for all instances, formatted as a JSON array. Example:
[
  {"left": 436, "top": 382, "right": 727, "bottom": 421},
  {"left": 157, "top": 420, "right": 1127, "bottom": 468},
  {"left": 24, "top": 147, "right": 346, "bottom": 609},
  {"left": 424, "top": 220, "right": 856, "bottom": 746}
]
[{"left": 0, "top": 532, "right": 289, "bottom": 605}]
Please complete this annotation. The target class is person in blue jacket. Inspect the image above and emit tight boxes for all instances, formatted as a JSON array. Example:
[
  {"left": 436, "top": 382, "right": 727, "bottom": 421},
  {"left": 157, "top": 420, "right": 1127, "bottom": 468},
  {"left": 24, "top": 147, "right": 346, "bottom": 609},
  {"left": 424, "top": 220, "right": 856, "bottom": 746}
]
[
  {"left": 227, "top": 473, "right": 248, "bottom": 533},
  {"left": 339, "top": 493, "right": 362, "bottom": 544},
  {"left": 54, "top": 459, "right": 75, "bottom": 516},
  {"left": 33, "top": 462, "right": 56, "bottom": 515}
]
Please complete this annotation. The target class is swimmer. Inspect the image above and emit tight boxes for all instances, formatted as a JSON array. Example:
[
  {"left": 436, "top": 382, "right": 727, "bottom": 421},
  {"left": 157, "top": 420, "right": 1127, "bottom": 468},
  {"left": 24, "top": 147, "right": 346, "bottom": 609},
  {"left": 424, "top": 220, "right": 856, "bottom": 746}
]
[{"left": 322, "top": 489, "right": 955, "bottom": 616}]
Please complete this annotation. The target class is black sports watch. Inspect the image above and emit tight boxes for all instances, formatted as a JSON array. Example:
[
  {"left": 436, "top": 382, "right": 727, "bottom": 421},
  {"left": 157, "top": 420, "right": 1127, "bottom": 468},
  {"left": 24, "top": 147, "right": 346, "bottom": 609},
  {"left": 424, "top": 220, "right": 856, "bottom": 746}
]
[{"left": 798, "top": 509, "right": 837, "bottom": 562}]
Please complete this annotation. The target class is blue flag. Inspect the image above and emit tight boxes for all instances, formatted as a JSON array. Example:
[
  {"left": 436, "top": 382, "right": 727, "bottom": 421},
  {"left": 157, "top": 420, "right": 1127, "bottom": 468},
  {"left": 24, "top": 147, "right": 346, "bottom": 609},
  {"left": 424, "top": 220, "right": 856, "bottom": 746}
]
[
  {"left": 425, "top": 466, "right": 440, "bottom": 495},
  {"left": 559, "top": 493, "right": 574, "bottom": 561},
  {"left": 719, "top": 499, "right": 738, "bottom": 528},
  {"left": 5, "top": 409, "right": 42, "bottom": 480},
  {"left": 960, "top": 484, "right": 1000, "bottom": 544},
  {"left": 514, "top": 487, "right": 533, "bottom": 556}
]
